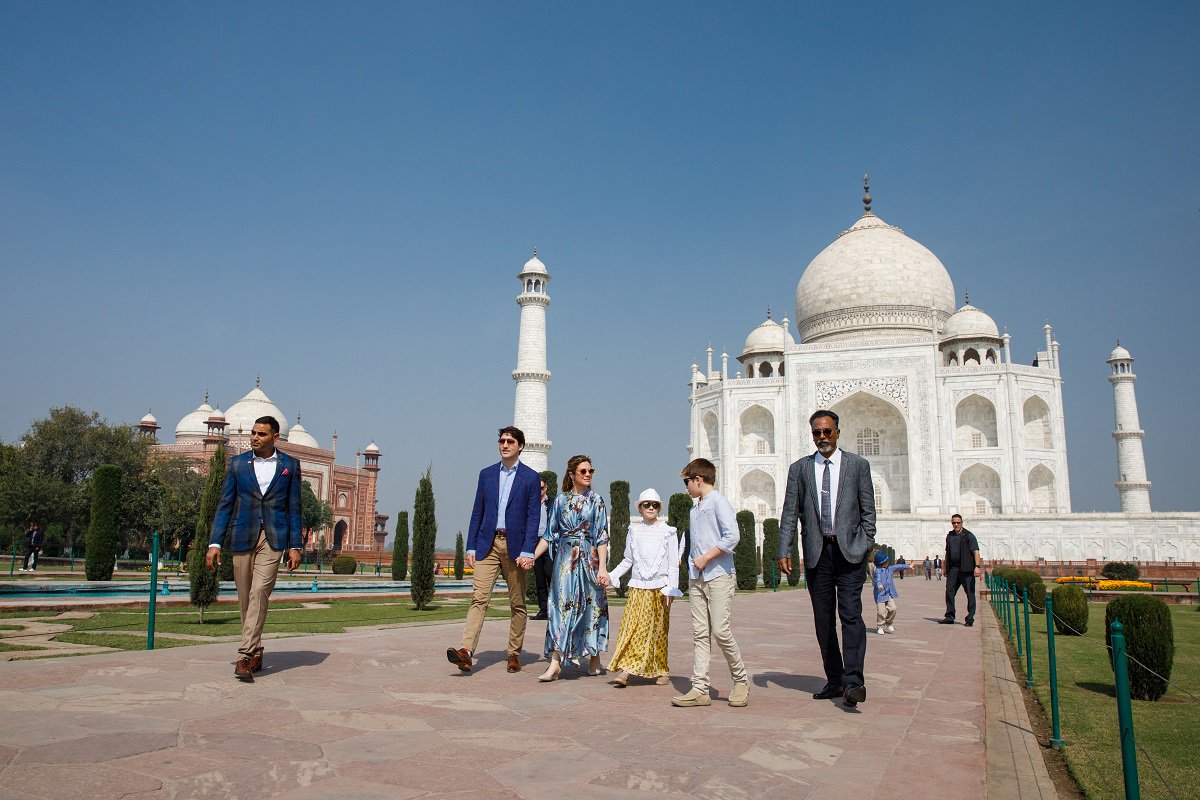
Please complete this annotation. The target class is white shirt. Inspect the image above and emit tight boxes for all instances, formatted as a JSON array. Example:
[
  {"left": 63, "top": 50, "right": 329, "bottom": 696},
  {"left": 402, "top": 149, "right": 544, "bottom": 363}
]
[
  {"left": 608, "top": 521, "right": 683, "bottom": 597},
  {"left": 812, "top": 448, "right": 842, "bottom": 530},
  {"left": 497, "top": 461, "right": 518, "bottom": 530},
  {"left": 254, "top": 451, "right": 279, "bottom": 495}
]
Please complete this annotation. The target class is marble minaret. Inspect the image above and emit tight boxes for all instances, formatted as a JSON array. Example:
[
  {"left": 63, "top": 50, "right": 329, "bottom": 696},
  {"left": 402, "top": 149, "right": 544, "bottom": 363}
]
[
  {"left": 1108, "top": 342, "right": 1151, "bottom": 512},
  {"left": 512, "top": 250, "right": 551, "bottom": 471}
]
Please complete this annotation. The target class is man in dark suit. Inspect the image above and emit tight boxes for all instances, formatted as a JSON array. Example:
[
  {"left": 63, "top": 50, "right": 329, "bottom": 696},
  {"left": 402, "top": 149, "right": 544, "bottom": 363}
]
[
  {"left": 778, "top": 409, "right": 876, "bottom": 708},
  {"left": 207, "top": 415, "right": 303, "bottom": 682},
  {"left": 447, "top": 426, "right": 542, "bottom": 674}
]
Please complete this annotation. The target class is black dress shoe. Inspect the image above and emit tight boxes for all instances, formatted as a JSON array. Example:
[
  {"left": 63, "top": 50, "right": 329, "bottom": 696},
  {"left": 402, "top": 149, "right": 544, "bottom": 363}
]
[
  {"left": 531, "top": 612, "right": 549, "bottom": 620},
  {"left": 964, "top": 619, "right": 974, "bottom": 627},
  {"left": 938, "top": 618, "right": 955, "bottom": 625},
  {"left": 813, "top": 684, "right": 844, "bottom": 700},
  {"left": 844, "top": 683, "right": 867, "bottom": 704}
]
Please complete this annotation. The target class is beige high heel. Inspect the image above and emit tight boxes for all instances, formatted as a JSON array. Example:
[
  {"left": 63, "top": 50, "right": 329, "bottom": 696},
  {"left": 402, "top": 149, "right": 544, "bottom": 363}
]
[
  {"left": 655, "top": 675, "right": 671, "bottom": 686},
  {"left": 610, "top": 670, "right": 630, "bottom": 687},
  {"left": 538, "top": 656, "right": 563, "bottom": 683},
  {"left": 588, "top": 656, "right": 604, "bottom": 676}
]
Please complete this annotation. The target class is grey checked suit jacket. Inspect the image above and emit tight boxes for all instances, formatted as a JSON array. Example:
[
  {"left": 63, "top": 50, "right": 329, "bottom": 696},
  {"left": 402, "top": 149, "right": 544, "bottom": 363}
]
[{"left": 777, "top": 449, "right": 876, "bottom": 568}]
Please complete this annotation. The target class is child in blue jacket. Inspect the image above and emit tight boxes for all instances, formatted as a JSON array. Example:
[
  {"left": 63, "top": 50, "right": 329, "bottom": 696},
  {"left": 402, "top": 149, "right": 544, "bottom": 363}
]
[{"left": 872, "top": 550, "right": 910, "bottom": 634}]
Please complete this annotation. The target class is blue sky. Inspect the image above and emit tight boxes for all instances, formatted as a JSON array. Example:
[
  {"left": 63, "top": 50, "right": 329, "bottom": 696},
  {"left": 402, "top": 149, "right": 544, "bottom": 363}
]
[{"left": 3, "top": 2, "right": 1198, "bottom": 547}]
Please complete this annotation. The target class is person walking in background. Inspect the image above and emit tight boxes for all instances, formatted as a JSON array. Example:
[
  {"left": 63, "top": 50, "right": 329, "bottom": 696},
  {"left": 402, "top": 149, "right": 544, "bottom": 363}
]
[
  {"left": 896, "top": 554, "right": 906, "bottom": 579},
  {"left": 20, "top": 522, "right": 44, "bottom": 572},
  {"left": 778, "top": 409, "right": 876, "bottom": 708},
  {"left": 923, "top": 556, "right": 933, "bottom": 580},
  {"left": 447, "top": 426, "right": 542, "bottom": 674},
  {"left": 607, "top": 488, "right": 681, "bottom": 688},
  {"left": 532, "top": 454, "right": 610, "bottom": 681},
  {"left": 934, "top": 555, "right": 942, "bottom": 581},
  {"left": 939, "top": 514, "right": 982, "bottom": 627},
  {"left": 207, "top": 415, "right": 303, "bottom": 682},
  {"left": 672, "top": 458, "right": 749, "bottom": 709},
  {"left": 531, "top": 477, "right": 553, "bottom": 621},
  {"left": 872, "top": 551, "right": 910, "bottom": 634}
]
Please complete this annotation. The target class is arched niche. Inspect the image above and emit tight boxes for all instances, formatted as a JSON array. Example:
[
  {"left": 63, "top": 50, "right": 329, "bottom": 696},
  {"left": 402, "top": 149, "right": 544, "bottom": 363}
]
[
  {"left": 739, "top": 404, "right": 775, "bottom": 456},
  {"left": 831, "top": 391, "right": 909, "bottom": 512},
  {"left": 1028, "top": 465, "right": 1056, "bottom": 511},
  {"left": 1023, "top": 396, "right": 1053, "bottom": 449},
  {"left": 959, "top": 463, "right": 1001, "bottom": 514},
  {"left": 955, "top": 394, "right": 998, "bottom": 448},
  {"left": 701, "top": 410, "right": 719, "bottom": 458},
  {"left": 740, "top": 468, "right": 776, "bottom": 520}
]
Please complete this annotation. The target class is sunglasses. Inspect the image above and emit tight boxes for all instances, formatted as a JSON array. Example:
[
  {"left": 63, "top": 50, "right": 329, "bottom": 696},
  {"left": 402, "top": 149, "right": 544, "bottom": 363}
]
[
  {"left": 811, "top": 428, "right": 835, "bottom": 437},
  {"left": 577, "top": 468, "right": 595, "bottom": 475},
  {"left": 640, "top": 502, "right": 661, "bottom": 509},
  {"left": 498, "top": 438, "right": 519, "bottom": 445}
]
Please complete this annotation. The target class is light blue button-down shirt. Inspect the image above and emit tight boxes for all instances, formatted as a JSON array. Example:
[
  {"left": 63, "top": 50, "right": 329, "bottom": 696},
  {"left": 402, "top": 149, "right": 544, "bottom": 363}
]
[
  {"left": 497, "top": 462, "right": 518, "bottom": 531},
  {"left": 688, "top": 489, "right": 739, "bottom": 580}
]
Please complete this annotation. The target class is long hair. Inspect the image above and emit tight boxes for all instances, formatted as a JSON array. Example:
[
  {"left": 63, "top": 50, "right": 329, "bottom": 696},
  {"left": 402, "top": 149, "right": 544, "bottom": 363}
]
[{"left": 562, "top": 454, "right": 592, "bottom": 493}]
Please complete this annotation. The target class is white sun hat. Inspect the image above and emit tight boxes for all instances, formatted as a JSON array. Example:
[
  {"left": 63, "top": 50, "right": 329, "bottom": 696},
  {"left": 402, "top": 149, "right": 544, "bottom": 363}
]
[{"left": 637, "top": 488, "right": 662, "bottom": 505}]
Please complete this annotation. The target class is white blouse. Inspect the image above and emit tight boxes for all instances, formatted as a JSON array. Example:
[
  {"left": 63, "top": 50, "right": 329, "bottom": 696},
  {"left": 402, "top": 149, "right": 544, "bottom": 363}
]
[{"left": 608, "top": 521, "right": 683, "bottom": 597}]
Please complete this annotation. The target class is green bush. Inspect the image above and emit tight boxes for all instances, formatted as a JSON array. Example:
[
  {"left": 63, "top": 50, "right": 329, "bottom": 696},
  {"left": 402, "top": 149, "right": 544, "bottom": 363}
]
[
  {"left": 390, "top": 510, "right": 409, "bottom": 581},
  {"left": 667, "top": 492, "right": 691, "bottom": 594},
  {"left": 1105, "top": 595, "right": 1174, "bottom": 701},
  {"left": 1101, "top": 561, "right": 1140, "bottom": 581},
  {"left": 454, "top": 532, "right": 465, "bottom": 581},
  {"left": 734, "top": 510, "right": 758, "bottom": 590},
  {"left": 761, "top": 519, "right": 780, "bottom": 588},
  {"left": 608, "top": 481, "right": 631, "bottom": 597},
  {"left": 1004, "top": 569, "right": 1046, "bottom": 614},
  {"left": 1051, "top": 584, "right": 1089, "bottom": 635},
  {"left": 409, "top": 467, "right": 437, "bottom": 609},
  {"left": 331, "top": 555, "right": 357, "bottom": 575},
  {"left": 85, "top": 465, "right": 122, "bottom": 581},
  {"left": 787, "top": 524, "right": 801, "bottom": 586}
]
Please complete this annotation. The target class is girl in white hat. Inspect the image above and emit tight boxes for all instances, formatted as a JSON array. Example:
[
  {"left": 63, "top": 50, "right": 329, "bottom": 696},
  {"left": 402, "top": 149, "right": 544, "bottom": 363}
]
[{"left": 606, "top": 488, "right": 683, "bottom": 687}]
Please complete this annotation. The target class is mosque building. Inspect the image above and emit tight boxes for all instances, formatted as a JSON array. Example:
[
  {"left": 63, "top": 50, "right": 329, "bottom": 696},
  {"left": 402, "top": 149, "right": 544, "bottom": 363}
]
[
  {"left": 688, "top": 179, "right": 1200, "bottom": 562},
  {"left": 137, "top": 380, "right": 386, "bottom": 555}
]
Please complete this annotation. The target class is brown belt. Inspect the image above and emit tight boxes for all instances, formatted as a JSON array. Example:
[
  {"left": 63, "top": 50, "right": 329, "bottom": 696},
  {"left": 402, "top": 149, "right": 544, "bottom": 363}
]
[{"left": 495, "top": 530, "right": 506, "bottom": 539}]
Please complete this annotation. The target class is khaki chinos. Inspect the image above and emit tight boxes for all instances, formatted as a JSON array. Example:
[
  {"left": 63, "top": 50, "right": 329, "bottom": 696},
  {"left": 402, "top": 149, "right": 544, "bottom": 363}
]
[
  {"left": 232, "top": 530, "right": 282, "bottom": 659},
  {"left": 461, "top": 533, "right": 528, "bottom": 656}
]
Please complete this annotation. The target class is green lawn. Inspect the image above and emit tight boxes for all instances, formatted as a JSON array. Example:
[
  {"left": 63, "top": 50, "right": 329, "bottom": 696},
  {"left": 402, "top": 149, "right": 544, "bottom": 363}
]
[
  {"left": 54, "top": 632, "right": 201, "bottom": 650},
  {"left": 1011, "top": 601, "right": 1198, "bottom": 800},
  {"left": 0, "top": 641, "right": 42, "bottom": 652}
]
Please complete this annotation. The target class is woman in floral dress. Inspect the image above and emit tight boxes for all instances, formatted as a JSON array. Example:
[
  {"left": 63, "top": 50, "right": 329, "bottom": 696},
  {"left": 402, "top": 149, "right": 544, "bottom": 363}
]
[{"left": 532, "top": 454, "right": 610, "bottom": 681}]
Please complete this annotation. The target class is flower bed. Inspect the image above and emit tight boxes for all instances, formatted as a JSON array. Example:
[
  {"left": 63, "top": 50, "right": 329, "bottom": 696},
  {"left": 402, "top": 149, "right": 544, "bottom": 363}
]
[{"left": 1052, "top": 576, "right": 1153, "bottom": 591}]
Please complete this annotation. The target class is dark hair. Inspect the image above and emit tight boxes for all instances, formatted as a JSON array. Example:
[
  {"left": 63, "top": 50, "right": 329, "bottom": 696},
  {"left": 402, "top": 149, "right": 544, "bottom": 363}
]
[
  {"left": 498, "top": 426, "right": 525, "bottom": 448},
  {"left": 540, "top": 476, "right": 552, "bottom": 508},
  {"left": 562, "top": 455, "right": 592, "bottom": 492},
  {"left": 809, "top": 409, "right": 839, "bottom": 428},
  {"left": 951, "top": 514, "right": 963, "bottom": 522},
  {"left": 680, "top": 457, "right": 716, "bottom": 486},
  {"left": 255, "top": 415, "right": 280, "bottom": 434}
]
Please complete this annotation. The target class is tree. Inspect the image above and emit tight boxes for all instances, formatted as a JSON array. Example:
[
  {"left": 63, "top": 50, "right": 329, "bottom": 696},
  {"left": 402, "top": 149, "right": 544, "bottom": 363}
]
[
  {"left": 667, "top": 492, "right": 692, "bottom": 594},
  {"left": 454, "top": 532, "right": 465, "bottom": 579},
  {"left": 761, "top": 518, "right": 781, "bottom": 589},
  {"left": 540, "top": 470, "right": 558, "bottom": 498},
  {"left": 84, "top": 465, "right": 122, "bottom": 580},
  {"left": 409, "top": 467, "right": 437, "bottom": 609},
  {"left": 150, "top": 456, "right": 205, "bottom": 558},
  {"left": 787, "top": 523, "right": 801, "bottom": 587},
  {"left": 607, "top": 480, "right": 631, "bottom": 597},
  {"left": 300, "top": 480, "right": 333, "bottom": 552},
  {"left": 188, "top": 444, "right": 226, "bottom": 621},
  {"left": 734, "top": 510, "right": 758, "bottom": 590},
  {"left": 391, "top": 510, "right": 409, "bottom": 580}
]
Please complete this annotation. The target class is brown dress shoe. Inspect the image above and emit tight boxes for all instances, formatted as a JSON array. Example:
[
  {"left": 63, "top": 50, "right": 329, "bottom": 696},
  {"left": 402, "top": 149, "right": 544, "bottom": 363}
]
[
  {"left": 249, "top": 647, "right": 264, "bottom": 673},
  {"left": 507, "top": 654, "right": 521, "bottom": 673},
  {"left": 234, "top": 656, "right": 254, "bottom": 682},
  {"left": 446, "top": 647, "right": 472, "bottom": 672}
]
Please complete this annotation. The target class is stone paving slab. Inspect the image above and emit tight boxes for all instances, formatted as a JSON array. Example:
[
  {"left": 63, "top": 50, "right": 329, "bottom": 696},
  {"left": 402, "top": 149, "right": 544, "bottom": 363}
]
[{"left": 0, "top": 577, "right": 1054, "bottom": 799}]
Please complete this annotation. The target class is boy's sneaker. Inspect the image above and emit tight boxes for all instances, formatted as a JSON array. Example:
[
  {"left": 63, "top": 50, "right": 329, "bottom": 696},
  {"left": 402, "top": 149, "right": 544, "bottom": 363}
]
[
  {"left": 875, "top": 627, "right": 885, "bottom": 635},
  {"left": 728, "top": 682, "right": 749, "bottom": 707},
  {"left": 885, "top": 625, "right": 895, "bottom": 634},
  {"left": 671, "top": 687, "right": 711, "bottom": 707}
]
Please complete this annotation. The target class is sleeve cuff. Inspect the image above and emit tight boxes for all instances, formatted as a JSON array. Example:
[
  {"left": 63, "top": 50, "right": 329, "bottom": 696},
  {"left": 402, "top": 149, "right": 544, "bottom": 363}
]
[
  {"left": 207, "top": 544, "right": 220, "bottom": 549},
  {"left": 663, "top": 587, "right": 683, "bottom": 598},
  {"left": 519, "top": 551, "right": 534, "bottom": 560}
]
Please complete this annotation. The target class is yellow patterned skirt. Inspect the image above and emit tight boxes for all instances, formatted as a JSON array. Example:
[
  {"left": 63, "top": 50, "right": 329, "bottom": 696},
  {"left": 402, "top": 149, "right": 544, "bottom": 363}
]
[{"left": 607, "top": 587, "right": 670, "bottom": 677}]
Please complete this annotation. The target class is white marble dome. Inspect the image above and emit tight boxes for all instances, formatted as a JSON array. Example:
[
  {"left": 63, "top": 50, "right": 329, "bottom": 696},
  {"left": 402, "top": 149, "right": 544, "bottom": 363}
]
[
  {"left": 741, "top": 315, "right": 788, "bottom": 356},
  {"left": 175, "top": 397, "right": 214, "bottom": 441},
  {"left": 519, "top": 252, "right": 548, "bottom": 276},
  {"left": 139, "top": 411, "right": 158, "bottom": 426},
  {"left": 1108, "top": 344, "right": 1132, "bottom": 361},
  {"left": 941, "top": 302, "right": 1000, "bottom": 341},
  {"left": 224, "top": 385, "right": 289, "bottom": 439},
  {"left": 795, "top": 212, "right": 956, "bottom": 342},
  {"left": 288, "top": 416, "right": 320, "bottom": 449},
  {"left": 364, "top": 441, "right": 380, "bottom": 454}
]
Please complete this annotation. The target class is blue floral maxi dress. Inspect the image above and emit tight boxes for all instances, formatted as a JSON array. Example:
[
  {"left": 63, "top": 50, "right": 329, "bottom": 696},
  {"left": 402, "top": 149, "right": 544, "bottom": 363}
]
[{"left": 542, "top": 490, "right": 610, "bottom": 661}]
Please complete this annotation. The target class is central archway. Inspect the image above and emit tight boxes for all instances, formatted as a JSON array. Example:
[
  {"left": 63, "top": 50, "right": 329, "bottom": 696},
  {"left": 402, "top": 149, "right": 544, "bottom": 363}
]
[{"left": 830, "top": 391, "right": 909, "bottom": 512}]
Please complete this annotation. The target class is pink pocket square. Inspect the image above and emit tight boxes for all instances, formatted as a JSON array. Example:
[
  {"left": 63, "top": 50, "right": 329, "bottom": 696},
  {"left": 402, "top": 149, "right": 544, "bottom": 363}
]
[{"left": 282, "top": 468, "right": 290, "bottom": 475}]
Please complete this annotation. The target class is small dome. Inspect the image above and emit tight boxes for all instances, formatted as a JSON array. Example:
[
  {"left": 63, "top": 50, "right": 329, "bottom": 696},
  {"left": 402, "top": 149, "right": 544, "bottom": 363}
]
[
  {"left": 741, "top": 316, "right": 788, "bottom": 356},
  {"left": 225, "top": 385, "right": 289, "bottom": 439},
  {"left": 941, "top": 302, "right": 1000, "bottom": 342},
  {"left": 519, "top": 251, "right": 549, "bottom": 276},
  {"left": 364, "top": 441, "right": 380, "bottom": 454},
  {"left": 175, "top": 397, "right": 215, "bottom": 440},
  {"left": 1108, "top": 344, "right": 1132, "bottom": 361},
  {"left": 288, "top": 416, "right": 320, "bottom": 449},
  {"left": 209, "top": 407, "right": 225, "bottom": 420},
  {"left": 140, "top": 411, "right": 158, "bottom": 426}
]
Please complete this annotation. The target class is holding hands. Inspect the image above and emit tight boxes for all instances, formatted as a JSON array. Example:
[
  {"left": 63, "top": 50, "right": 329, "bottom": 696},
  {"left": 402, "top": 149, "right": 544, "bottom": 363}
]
[{"left": 516, "top": 556, "right": 534, "bottom": 570}]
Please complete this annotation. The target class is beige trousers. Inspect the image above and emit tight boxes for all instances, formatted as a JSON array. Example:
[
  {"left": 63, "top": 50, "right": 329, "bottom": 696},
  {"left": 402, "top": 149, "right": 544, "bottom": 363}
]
[
  {"left": 689, "top": 572, "right": 747, "bottom": 692},
  {"left": 876, "top": 598, "right": 897, "bottom": 627},
  {"left": 460, "top": 535, "right": 527, "bottom": 656},
  {"left": 232, "top": 530, "right": 282, "bottom": 659}
]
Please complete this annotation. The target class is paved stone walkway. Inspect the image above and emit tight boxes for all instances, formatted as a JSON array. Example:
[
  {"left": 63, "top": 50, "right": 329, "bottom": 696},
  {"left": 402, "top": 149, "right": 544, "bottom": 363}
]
[{"left": 0, "top": 577, "right": 1054, "bottom": 799}]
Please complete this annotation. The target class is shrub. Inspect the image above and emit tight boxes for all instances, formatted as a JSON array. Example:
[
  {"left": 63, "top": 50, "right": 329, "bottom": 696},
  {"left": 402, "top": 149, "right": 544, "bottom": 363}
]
[
  {"left": 734, "top": 510, "right": 758, "bottom": 590},
  {"left": 1101, "top": 561, "right": 1140, "bottom": 581},
  {"left": 409, "top": 467, "right": 437, "bottom": 609},
  {"left": 189, "top": 444, "right": 225, "bottom": 620},
  {"left": 331, "top": 555, "right": 357, "bottom": 575},
  {"left": 1105, "top": 595, "right": 1174, "bottom": 701},
  {"left": 787, "top": 524, "right": 801, "bottom": 587},
  {"left": 1007, "top": 569, "right": 1046, "bottom": 614},
  {"left": 390, "top": 510, "right": 409, "bottom": 581},
  {"left": 761, "top": 518, "right": 780, "bottom": 589},
  {"left": 1051, "top": 584, "right": 1089, "bottom": 635},
  {"left": 454, "top": 532, "right": 465, "bottom": 580},
  {"left": 608, "top": 481, "right": 631, "bottom": 597},
  {"left": 85, "top": 465, "right": 122, "bottom": 581},
  {"left": 667, "top": 492, "right": 692, "bottom": 594}
]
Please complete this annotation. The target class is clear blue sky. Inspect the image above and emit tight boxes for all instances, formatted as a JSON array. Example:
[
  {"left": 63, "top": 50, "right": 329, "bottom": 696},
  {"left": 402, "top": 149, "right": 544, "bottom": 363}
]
[{"left": 3, "top": 2, "right": 1198, "bottom": 547}]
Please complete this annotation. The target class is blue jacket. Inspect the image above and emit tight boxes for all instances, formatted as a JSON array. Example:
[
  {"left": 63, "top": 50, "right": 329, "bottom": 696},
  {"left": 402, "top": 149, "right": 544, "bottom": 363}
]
[
  {"left": 209, "top": 449, "right": 304, "bottom": 553},
  {"left": 467, "top": 461, "right": 541, "bottom": 562},
  {"left": 873, "top": 563, "right": 910, "bottom": 603}
]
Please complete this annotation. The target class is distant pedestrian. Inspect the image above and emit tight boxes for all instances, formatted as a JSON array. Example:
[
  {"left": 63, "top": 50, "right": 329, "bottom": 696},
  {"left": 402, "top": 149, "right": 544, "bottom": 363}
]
[
  {"left": 923, "top": 556, "right": 932, "bottom": 580},
  {"left": 872, "top": 551, "right": 910, "bottom": 634},
  {"left": 531, "top": 477, "right": 553, "bottom": 621},
  {"left": 934, "top": 556, "right": 942, "bottom": 581},
  {"left": 939, "top": 514, "right": 982, "bottom": 627},
  {"left": 20, "top": 523, "right": 44, "bottom": 572},
  {"left": 896, "top": 555, "right": 906, "bottom": 579}
]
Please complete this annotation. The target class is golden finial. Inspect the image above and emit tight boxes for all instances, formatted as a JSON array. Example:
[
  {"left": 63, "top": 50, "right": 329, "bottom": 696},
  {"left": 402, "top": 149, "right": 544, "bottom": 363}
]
[{"left": 863, "top": 173, "right": 872, "bottom": 214}]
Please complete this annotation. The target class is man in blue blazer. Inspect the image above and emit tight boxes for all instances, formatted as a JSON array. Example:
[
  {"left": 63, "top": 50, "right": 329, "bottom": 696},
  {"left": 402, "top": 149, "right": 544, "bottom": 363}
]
[
  {"left": 778, "top": 409, "right": 877, "bottom": 708},
  {"left": 447, "top": 426, "right": 542, "bottom": 674},
  {"left": 207, "top": 415, "right": 303, "bottom": 682}
]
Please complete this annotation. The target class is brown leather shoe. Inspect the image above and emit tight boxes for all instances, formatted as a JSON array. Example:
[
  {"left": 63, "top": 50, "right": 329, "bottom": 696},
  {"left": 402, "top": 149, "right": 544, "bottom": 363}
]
[
  {"left": 446, "top": 647, "right": 472, "bottom": 672},
  {"left": 249, "top": 647, "right": 264, "bottom": 673},
  {"left": 234, "top": 656, "right": 254, "bottom": 682},
  {"left": 507, "top": 654, "right": 521, "bottom": 673}
]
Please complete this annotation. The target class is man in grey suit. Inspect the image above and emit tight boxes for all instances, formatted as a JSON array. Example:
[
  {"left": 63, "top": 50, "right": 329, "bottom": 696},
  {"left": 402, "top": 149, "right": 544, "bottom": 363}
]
[{"left": 777, "top": 409, "right": 876, "bottom": 708}]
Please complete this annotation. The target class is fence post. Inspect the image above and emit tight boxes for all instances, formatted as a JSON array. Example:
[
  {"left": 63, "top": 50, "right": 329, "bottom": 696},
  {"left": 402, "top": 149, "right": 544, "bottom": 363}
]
[
  {"left": 1045, "top": 593, "right": 1065, "bottom": 748},
  {"left": 147, "top": 531, "right": 159, "bottom": 651},
  {"left": 1004, "top": 579, "right": 1013, "bottom": 639},
  {"left": 1013, "top": 583, "right": 1023, "bottom": 657},
  {"left": 1110, "top": 620, "right": 1141, "bottom": 800},
  {"left": 1023, "top": 586, "right": 1034, "bottom": 687},
  {"left": 8, "top": 539, "right": 14, "bottom": 576}
]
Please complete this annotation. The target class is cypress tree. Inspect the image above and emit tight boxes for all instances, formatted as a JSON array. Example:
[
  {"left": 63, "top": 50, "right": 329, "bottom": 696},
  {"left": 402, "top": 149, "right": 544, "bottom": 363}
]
[
  {"left": 454, "top": 532, "right": 465, "bottom": 580},
  {"left": 787, "top": 524, "right": 801, "bottom": 586},
  {"left": 667, "top": 492, "right": 692, "bottom": 593},
  {"left": 734, "top": 510, "right": 758, "bottom": 590},
  {"left": 391, "top": 510, "right": 409, "bottom": 580},
  {"left": 409, "top": 467, "right": 437, "bottom": 610},
  {"left": 526, "top": 470, "right": 557, "bottom": 605},
  {"left": 607, "top": 480, "right": 631, "bottom": 597},
  {"left": 84, "top": 465, "right": 122, "bottom": 580},
  {"left": 761, "top": 518, "right": 781, "bottom": 589},
  {"left": 188, "top": 444, "right": 226, "bottom": 620}
]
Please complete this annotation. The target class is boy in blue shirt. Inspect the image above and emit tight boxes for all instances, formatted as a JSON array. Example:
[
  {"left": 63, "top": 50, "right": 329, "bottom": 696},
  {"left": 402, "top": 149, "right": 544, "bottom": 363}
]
[{"left": 872, "top": 551, "right": 910, "bottom": 634}]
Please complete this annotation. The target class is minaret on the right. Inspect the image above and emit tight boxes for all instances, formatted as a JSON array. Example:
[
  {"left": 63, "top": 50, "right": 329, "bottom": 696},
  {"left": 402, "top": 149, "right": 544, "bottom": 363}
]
[{"left": 1108, "top": 342, "right": 1151, "bottom": 512}]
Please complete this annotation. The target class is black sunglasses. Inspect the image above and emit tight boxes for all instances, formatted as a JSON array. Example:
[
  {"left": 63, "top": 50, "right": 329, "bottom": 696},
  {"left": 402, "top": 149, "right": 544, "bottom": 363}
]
[{"left": 811, "top": 428, "right": 835, "bottom": 437}]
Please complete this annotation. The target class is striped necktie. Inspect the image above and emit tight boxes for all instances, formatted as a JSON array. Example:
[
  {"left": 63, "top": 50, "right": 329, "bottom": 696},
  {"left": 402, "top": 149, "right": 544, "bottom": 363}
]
[{"left": 820, "top": 458, "right": 833, "bottom": 535}]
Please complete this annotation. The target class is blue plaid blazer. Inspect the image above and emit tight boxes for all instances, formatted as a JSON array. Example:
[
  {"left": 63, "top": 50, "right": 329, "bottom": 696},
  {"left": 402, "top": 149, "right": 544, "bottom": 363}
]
[{"left": 209, "top": 449, "right": 304, "bottom": 553}]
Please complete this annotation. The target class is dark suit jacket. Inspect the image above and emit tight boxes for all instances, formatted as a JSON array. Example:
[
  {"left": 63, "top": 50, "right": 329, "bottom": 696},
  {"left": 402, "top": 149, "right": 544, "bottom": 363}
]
[
  {"left": 777, "top": 449, "right": 876, "bottom": 567},
  {"left": 467, "top": 461, "right": 541, "bottom": 562},
  {"left": 210, "top": 450, "right": 304, "bottom": 553}
]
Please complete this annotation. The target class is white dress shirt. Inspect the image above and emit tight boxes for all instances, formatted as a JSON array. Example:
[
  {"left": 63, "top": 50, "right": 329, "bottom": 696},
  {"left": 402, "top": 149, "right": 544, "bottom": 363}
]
[
  {"left": 253, "top": 451, "right": 279, "bottom": 495},
  {"left": 608, "top": 521, "right": 683, "bottom": 597},
  {"left": 812, "top": 448, "right": 842, "bottom": 530}
]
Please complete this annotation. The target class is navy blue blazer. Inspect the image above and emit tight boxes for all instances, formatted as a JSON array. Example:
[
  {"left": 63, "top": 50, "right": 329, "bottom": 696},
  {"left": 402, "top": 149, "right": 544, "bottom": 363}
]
[
  {"left": 467, "top": 461, "right": 541, "bottom": 562},
  {"left": 210, "top": 449, "right": 304, "bottom": 553}
]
